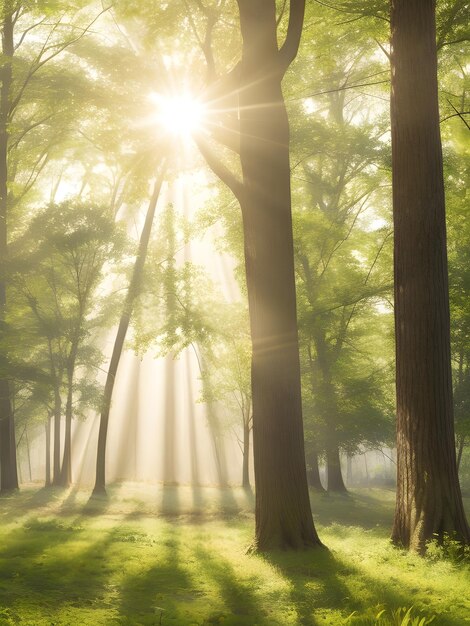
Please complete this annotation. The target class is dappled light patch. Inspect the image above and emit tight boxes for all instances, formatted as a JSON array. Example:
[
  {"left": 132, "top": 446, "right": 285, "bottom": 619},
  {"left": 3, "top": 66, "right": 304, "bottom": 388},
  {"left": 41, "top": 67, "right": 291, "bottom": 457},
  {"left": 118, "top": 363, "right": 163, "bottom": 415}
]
[{"left": 0, "top": 487, "right": 468, "bottom": 624}]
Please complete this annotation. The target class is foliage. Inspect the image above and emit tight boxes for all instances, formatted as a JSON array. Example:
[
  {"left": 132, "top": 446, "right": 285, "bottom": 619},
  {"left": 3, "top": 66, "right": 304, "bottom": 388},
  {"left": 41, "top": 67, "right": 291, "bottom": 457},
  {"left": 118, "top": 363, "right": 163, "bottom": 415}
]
[
  {"left": 347, "top": 605, "right": 436, "bottom": 625},
  {"left": 288, "top": 0, "right": 395, "bottom": 467},
  {"left": 426, "top": 533, "right": 470, "bottom": 563},
  {"left": 7, "top": 200, "right": 125, "bottom": 433}
]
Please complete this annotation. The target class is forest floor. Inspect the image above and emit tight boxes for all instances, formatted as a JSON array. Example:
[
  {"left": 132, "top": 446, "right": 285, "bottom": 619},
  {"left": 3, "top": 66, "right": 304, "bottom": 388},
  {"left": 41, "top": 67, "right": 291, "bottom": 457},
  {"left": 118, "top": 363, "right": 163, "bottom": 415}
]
[{"left": 0, "top": 484, "right": 469, "bottom": 626}]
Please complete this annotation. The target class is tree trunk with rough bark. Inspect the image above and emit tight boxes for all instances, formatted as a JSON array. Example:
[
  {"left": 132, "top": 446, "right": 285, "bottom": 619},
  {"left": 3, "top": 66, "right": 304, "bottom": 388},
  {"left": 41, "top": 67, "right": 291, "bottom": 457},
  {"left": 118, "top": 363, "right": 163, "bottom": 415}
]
[
  {"left": 390, "top": 0, "right": 470, "bottom": 552},
  {"left": 198, "top": 0, "right": 320, "bottom": 550},
  {"left": 59, "top": 361, "right": 75, "bottom": 487},
  {"left": 346, "top": 454, "right": 353, "bottom": 486},
  {"left": 52, "top": 389, "right": 62, "bottom": 486},
  {"left": 456, "top": 436, "right": 465, "bottom": 471},
  {"left": 236, "top": 0, "right": 320, "bottom": 550},
  {"left": 45, "top": 417, "right": 51, "bottom": 487},
  {"left": 313, "top": 329, "right": 346, "bottom": 493},
  {"left": 0, "top": 9, "right": 18, "bottom": 493},
  {"left": 326, "top": 446, "right": 347, "bottom": 493},
  {"left": 242, "top": 419, "right": 250, "bottom": 489},
  {"left": 306, "top": 448, "right": 325, "bottom": 492}
]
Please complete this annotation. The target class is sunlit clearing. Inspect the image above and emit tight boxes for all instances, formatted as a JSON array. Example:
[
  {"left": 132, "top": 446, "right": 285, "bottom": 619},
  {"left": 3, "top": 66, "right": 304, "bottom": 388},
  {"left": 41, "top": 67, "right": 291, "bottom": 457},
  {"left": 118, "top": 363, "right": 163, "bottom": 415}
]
[{"left": 150, "top": 92, "right": 206, "bottom": 138}]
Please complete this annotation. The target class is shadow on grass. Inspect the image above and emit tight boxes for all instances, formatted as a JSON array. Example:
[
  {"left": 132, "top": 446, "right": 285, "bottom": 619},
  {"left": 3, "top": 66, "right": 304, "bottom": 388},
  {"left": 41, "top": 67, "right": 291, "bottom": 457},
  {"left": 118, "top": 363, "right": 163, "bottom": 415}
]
[
  {"left": 80, "top": 492, "right": 114, "bottom": 517},
  {"left": 194, "top": 543, "right": 270, "bottom": 625},
  {"left": 259, "top": 547, "right": 351, "bottom": 626},
  {"left": 0, "top": 486, "right": 64, "bottom": 522},
  {"left": 0, "top": 508, "right": 158, "bottom": 622},
  {"left": 161, "top": 483, "right": 181, "bottom": 517},
  {"left": 215, "top": 485, "right": 243, "bottom": 517},
  {"left": 157, "top": 484, "right": 251, "bottom": 523},
  {"left": 117, "top": 525, "right": 274, "bottom": 625},
  {"left": 310, "top": 488, "right": 395, "bottom": 531},
  {"left": 261, "top": 543, "right": 462, "bottom": 626},
  {"left": 0, "top": 519, "right": 111, "bottom": 613},
  {"left": 117, "top": 524, "right": 196, "bottom": 625}
]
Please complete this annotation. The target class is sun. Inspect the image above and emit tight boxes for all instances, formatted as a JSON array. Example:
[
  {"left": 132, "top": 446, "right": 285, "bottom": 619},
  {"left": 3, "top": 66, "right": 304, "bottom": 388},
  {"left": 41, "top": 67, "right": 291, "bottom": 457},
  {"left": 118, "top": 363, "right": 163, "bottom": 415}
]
[{"left": 150, "top": 92, "right": 206, "bottom": 139}]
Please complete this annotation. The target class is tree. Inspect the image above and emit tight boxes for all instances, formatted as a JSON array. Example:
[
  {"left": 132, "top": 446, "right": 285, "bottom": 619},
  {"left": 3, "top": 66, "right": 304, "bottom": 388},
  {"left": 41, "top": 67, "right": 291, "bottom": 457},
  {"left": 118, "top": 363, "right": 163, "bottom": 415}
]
[
  {"left": 196, "top": 0, "right": 321, "bottom": 550},
  {"left": 442, "top": 47, "right": 470, "bottom": 475},
  {"left": 15, "top": 201, "right": 119, "bottom": 487},
  {"left": 93, "top": 166, "right": 165, "bottom": 495},
  {"left": 0, "top": 0, "right": 112, "bottom": 492},
  {"left": 0, "top": 1, "right": 19, "bottom": 491},
  {"left": 288, "top": 5, "right": 394, "bottom": 493},
  {"left": 196, "top": 300, "right": 253, "bottom": 489},
  {"left": 390, "top": 0, "right": 470, "bottom": 552}
]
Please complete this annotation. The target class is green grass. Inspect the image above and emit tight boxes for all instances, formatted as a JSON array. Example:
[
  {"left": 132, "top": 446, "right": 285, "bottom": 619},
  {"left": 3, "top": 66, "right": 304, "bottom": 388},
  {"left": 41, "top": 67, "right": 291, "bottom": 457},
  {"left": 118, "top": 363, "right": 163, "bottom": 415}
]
[{"left": 0, "top": 484, "right": 468, "bottom": 625}]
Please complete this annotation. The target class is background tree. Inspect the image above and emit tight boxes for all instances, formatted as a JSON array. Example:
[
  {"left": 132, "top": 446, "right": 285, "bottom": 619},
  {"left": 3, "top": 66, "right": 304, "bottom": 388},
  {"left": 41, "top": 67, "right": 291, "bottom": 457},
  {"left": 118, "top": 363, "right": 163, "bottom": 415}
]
[
  {"left": 196, "top": 301, "right": 253, "bottom": 489},
  {"left": 12, "top": 201, "right": 120, "bottom": 487},
  {"left": 93, "top": 164, "right": 166, "bottom": 495},
  {"left": 0, "top": 0, "right": 112, "bottom": 491},
  {"left": 288, "top": 1, "right": 394, "bottom": 493}
]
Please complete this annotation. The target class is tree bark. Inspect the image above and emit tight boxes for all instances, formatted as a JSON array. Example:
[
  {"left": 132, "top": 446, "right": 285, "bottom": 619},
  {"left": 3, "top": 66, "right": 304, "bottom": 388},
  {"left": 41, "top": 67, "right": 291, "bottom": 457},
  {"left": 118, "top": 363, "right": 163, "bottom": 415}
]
[
  {"left": 242, "top": 418, "right": 250, "bottom": 489},
  {"left": 25, "top": 426, "right": 32, "bottom": 482},
  {"left": 0, "top": 8, "right": 18, "bottom": 492},
  {"left": 235, "top": 0, "right": 320, "bottom": 550},
  {"left": 456, "top": 436, "right": 465, "bottom": 472},
  {"left": 93, "top": 171, "right": 164, "bottom": 495},
  {"left": 390, "top": 0, "right": 470, "bottom": 552},
  {"left": 52, "top": 388, "right": 62, "bottom": 485},
  {"left": 0, "top": 380, "right": 17, "bottom": 490},
  {"left": 306, "top": 448, "right": 325, "bottom": 492},
  {"left": 326, "top": 446, "right": 347, "bottom": 493},
  {"left": 346, "top": 454, "right": 353, "bottom": 486},
  {"left": 313, "top": 328, "right": 346, "bottom": 493},
  {"left": 45, "top": 417, "right": 51, "bottom": 487},
  {"left": 59, "top": 360, "right": 75, "bottom": 487}
]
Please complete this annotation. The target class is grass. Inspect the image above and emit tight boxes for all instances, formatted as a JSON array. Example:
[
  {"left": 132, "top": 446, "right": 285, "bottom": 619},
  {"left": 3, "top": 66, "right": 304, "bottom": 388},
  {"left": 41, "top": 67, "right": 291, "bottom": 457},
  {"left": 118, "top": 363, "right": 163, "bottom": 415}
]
[{"left": 0, "top": 484, "right": 468, "bottom": 625}]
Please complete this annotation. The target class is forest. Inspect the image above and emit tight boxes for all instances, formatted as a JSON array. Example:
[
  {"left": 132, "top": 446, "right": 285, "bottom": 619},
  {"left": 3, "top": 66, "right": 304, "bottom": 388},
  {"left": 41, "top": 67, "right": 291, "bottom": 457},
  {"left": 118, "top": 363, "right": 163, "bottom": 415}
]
[{"left": 0, "top": 0, "right": 469, "bottom": 624}]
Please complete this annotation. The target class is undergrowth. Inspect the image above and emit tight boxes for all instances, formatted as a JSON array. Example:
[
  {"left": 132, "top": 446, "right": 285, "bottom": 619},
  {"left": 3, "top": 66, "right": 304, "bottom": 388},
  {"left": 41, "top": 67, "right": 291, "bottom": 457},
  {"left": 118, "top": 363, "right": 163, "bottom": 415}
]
[
  {"left": 0, "top": 485, "right": 468, "bottom": 625},
  {"left": 347, "top": 606, "right": 436, "bottom": 625},
  {"left": 425, "top": 532, "right": 470, "bottom": 564}
]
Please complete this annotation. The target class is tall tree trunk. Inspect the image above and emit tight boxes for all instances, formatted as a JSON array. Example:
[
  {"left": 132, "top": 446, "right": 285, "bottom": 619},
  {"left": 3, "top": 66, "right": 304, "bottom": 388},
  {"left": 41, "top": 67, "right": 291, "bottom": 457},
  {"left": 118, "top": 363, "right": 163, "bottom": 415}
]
[
  {"left": 242, "top": 418, "right": 250, "bottom": 489},
  {"left": 456, "top": 436, "right": 465, "bottom": 472},
  {"left": 236, "top": 0, "right": 320, "bottom": 550},
  {"left": 0, "top": 8, "right": 18, "bottom": 493},
  {"left": 306, "top": 448, "right": 325, "bottom": 492},
  {"left": 25, "top": 427, "right": 32, "bottom": 482},
  {"left": 199, "top": 349, "right": 229, "bottom": 487},
  {"left": 0, "top": 381, "right": 17, "bottom": 490},
  {"left": 60, "top": 363, "right": 74, "bottom": 487},
  {"left": 390, "top": 0, "right": 470, "bottom": 552},
  {"left": 346, "top": 454, "right": 353, "bottom": 486},
  {"left": 45, "top": 417, "right": 51, "bottom": 487},
  {"left": 326, "top": 446, "right": 347, "bottom": 493},
  {"left": 313, "top": 329, "right": 346, "bottom": 493},
  {"left": 93, "top": 171, "right": 164, "bottom": 495},
  {"left": 52, "top": 388, "right": 62, "bottom": 485},
  {"left": 199, "top": 0, "right": 319, "bottom": 549}
]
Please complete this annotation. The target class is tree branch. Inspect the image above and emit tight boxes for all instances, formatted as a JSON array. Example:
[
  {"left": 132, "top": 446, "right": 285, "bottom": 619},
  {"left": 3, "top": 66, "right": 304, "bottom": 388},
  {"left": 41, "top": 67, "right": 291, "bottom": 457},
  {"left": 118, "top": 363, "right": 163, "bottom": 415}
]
[
  {"left": 9, "top": 5, "right": 112, "bottom": 117},
  {"left": 374, "top": 38, "right": 390, "bottom": 60},
  {"left": 445, "top": 100, "right": 470, "bottom": 131},
  {"left": 195, "top": 133, "right": 244, "bottom": 203},
  {"left": 278, "top": 0, "right": 306, "bottom": 75},
  {"left": 206, "top": 113, "right": 240, "bottom": 154},
  {"left": 438, "top": 37, "right": 470, "bottom": 49}
]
